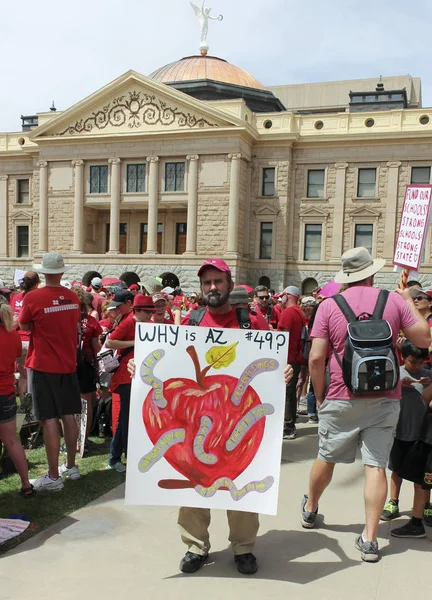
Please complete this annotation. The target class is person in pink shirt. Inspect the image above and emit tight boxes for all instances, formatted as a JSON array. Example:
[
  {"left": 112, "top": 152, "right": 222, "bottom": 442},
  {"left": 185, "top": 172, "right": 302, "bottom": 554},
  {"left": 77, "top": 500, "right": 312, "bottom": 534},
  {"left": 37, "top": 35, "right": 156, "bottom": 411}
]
[{"left": 301, "top": 247, "right": 431, "bottom": 563}]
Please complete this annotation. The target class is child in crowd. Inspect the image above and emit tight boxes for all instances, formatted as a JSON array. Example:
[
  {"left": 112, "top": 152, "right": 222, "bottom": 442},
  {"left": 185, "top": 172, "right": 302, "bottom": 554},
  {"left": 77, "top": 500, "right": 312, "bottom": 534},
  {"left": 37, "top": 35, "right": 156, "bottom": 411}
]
[{"left": 381, "top": 341, "right": 432, "bottom": 537}]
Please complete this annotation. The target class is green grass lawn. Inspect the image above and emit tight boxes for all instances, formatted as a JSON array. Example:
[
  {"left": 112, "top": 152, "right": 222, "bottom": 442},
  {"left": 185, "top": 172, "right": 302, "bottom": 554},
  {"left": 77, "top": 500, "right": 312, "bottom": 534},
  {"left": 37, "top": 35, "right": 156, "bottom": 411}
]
[{"left": 0, "top": 437, "right": 125, "bottom": 555}]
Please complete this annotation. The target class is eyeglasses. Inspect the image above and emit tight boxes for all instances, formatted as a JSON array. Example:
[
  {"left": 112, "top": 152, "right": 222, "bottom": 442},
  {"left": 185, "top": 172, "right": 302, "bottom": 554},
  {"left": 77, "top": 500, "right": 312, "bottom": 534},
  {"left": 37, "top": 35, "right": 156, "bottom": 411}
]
[{"left": 257, "top": 295, "right": 270, "bottom": 300}]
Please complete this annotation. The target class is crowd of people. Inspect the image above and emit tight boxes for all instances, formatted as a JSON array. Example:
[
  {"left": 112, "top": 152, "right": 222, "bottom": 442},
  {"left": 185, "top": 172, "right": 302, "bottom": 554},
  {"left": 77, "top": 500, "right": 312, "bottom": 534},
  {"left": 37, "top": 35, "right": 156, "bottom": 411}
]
[{"left": 1, "top": 247, "right": 432, "bottom": 571}]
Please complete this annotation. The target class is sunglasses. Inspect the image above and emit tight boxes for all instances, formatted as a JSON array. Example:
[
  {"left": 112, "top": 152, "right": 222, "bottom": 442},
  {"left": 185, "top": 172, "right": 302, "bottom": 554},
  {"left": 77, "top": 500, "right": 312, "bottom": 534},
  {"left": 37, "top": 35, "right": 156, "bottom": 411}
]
[
  {"left": 257, "top": 295, "right": 270, "bottom": 300},
  {"left": 414, "top": 296, "right": 429, "bottom": 301}
]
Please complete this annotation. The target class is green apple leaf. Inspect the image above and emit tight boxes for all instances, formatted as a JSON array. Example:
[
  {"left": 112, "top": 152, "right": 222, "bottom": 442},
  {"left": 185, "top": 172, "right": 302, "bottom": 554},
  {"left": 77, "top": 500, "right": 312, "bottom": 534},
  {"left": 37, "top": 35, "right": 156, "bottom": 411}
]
[{"left": 205, "top": 342, "right": 238, "bottom": 370}]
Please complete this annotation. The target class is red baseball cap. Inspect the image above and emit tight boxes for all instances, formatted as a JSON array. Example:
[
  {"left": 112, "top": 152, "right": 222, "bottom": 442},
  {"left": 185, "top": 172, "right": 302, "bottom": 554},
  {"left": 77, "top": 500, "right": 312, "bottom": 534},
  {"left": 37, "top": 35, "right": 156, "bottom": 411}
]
[
  {"left": 197, "top": 259, "right": 231, "bottom": 277},
  {"left": 133, "top": 294, "right": 156, "bottom": 310},
  {"left": 129, "top": 283, "right": 139, "bottom": 291}
]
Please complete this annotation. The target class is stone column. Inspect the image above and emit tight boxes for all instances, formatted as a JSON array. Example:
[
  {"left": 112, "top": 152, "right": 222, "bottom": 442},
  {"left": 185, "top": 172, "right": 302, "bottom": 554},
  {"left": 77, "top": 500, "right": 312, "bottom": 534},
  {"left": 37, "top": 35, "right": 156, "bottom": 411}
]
[
  {"left": 185, "top": 155, "right": 199, "bottom": 255},
  {"left": 286, "top": 164, "right": 297, "bottom": 262},
  {"left": 227, "top": 153, "right": 242, "bottom": 255},
  {"left": 38, "top": 161, "right": 48, "bottom": 253},
  {"left": 72, "top": 160, "right": 84, "bottom": 253},
  {"left": 331, "top": 163, "right": 348, "bottom": 260},
  {"left": 0, "top": 176, "right": 8, "bottom": 257},
  {"left": 108, "top": 158, "right": 121, "bottom": 254},
  {"left": 383, "top": 162, "right": 401, "bottom": 259},
  {"left": 146, "top": 156, "right": 160, "bottom": 254},
  {"left": 243, "top": 162, "right": 253, "bottom": 257}
]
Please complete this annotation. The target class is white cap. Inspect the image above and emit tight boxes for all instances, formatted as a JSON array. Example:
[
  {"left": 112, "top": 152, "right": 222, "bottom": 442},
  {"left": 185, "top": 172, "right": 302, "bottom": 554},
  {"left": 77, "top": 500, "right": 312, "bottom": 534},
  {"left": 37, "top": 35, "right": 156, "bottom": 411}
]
[{"left": 282, "top": 285, "right": 300, "bottom": 297}]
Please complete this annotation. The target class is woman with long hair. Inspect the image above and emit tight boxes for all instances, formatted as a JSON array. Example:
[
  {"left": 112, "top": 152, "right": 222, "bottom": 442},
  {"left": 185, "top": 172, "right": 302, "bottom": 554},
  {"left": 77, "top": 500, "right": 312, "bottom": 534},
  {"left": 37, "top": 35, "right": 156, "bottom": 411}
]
[
  {"left": 0, "top": 296, "right": 33, "bottom": 495},
  {"left": 72, "top": 286, "right": 102, "bottom": 452}
]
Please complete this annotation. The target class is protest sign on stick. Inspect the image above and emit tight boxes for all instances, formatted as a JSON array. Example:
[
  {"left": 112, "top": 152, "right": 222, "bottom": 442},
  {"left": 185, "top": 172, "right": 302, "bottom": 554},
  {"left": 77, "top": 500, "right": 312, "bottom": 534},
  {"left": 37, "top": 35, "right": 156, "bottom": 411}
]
[
  {"left": 393, "top": 184, "right": 432, "bottom": 288},
  {"left": 126, "top": 323, "right": 288, "bottom": 516}
]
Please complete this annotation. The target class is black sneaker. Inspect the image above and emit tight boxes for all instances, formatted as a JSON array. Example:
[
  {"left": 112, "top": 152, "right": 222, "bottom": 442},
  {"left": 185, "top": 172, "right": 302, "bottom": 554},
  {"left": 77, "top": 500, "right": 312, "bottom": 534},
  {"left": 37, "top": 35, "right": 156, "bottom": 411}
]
[
  {"left": 391, "top": 520, "right": 426, "bottom": 539},
  {"left": 381, "top": 499, "right": 400, "bottom": 521},
  {"left": 283, "top": 428, "right": 296, "bottom": 440},
  {"left": 423, "top": 502, "right": 432, "bottom": 527},
  {"left": 354, "top": 535, "right": 379, "bottom": 562},
  {"left": 179, "top": 551, "right": 208, "bottom": 573},
  {"left": 234, "top": 553, "right": 258, "bottom": 575},
  {"left": 300, "top": 494, "right": 318, "bottom": 529}
]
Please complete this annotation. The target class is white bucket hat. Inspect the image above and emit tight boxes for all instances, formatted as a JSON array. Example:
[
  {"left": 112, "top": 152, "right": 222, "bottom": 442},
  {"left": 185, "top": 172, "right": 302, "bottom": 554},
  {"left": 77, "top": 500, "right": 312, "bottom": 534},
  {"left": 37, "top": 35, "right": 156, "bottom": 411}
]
[
  {"left": 334, "top": 247, "right": 385, "bottom": 284},
  {"left": 34, "top": 253, "right": 72, "bottom": 275}
]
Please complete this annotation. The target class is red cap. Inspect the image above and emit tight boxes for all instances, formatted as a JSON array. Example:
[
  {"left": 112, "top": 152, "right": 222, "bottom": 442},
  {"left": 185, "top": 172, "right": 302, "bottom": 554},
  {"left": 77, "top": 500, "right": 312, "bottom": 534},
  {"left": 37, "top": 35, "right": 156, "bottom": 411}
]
[
  {"left": 133, "top": 294, "right": 156, "bottom": 310},
  {"left": 129, "top": 283, "right": 139, "bottom": 291},
  {"left": 197, "top": 259, "right": 231, "bottom": 277},
  {"left": 425, "top": 290, "right": 432, "bottom": 299}
]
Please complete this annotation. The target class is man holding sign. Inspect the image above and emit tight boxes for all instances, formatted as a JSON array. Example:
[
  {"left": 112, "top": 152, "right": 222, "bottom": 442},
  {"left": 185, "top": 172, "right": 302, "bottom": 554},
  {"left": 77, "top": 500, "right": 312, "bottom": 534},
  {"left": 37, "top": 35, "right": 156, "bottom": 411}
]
[{"left": 177, "top": 259, "right": 270, "bottom": 575}]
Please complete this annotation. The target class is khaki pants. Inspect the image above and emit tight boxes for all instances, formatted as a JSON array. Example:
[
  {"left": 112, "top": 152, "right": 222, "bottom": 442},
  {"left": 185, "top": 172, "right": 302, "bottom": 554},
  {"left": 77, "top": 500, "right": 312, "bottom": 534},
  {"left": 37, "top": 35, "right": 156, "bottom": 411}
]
[{"left": 178, "top": 507, "right": 259, "bottom": 556}]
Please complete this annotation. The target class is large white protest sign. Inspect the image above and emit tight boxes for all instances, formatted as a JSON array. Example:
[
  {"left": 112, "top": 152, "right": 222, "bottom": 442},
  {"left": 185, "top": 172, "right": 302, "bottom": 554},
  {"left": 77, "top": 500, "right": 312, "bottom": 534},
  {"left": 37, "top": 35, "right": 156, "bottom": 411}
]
[
  {"left": 393, "top": 185, "right": 432, "bottom": 270},
  {"left": 126, "top": 323, "right": 288, "bottom": 515}
]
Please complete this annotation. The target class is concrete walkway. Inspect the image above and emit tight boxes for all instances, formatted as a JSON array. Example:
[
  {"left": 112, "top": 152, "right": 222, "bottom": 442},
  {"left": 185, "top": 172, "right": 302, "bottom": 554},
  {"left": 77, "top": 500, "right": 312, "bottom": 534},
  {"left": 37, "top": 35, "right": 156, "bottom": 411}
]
[{"left": 1, "top": 420, "right": 431, "bottom": 600}]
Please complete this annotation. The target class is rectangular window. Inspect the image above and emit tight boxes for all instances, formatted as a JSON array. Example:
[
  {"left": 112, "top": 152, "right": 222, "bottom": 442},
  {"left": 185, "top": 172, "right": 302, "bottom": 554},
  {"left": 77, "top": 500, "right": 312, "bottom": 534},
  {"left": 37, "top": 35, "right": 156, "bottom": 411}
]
[
  {"left": 175, "top": 223, "right": 187, "bottom": 254},
  {"left": 259, "top": 222, "right": 273, "bottom": 259},
  {"left": 140, "top": 223, "right": 163, "bottom": 254},
  {"left": 354, "top": 224, "right": 373, "bottom": 253},
  {"left": 262, "top": 168, "right": 275, "bottom": 196},
  {"left": 307, "top": 170, "right": 325, "bottom": 198},
  {"left": 90, "top": 165, "right": 108, "bottom": 194},
  {"left": 304, "top": 224, "right": 322, "bottom": 261},
  {"left": 17, "top": 179, "right": 30, "bottom": 204},
  {"left": 411, "top": 166, "right": 431, "bottom": 184},
  {"left": 165, "top": 162, "right": 185, "bottom": 192},
  {"left": 126, "top": 163, "right": 146, "bottom": 192},
  {"left": 357, "top": 168, "right": 377, "bottom": 198},
  {"left": 17, "top": 225, "right": 29, "bottom": 258}
]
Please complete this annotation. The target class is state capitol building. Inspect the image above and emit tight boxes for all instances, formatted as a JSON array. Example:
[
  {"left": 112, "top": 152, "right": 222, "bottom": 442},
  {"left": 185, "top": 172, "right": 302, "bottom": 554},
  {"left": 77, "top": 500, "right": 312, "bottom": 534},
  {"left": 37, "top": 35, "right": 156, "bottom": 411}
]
[{"left": 0, "top": 46, "right": 431, "bottom": 291}]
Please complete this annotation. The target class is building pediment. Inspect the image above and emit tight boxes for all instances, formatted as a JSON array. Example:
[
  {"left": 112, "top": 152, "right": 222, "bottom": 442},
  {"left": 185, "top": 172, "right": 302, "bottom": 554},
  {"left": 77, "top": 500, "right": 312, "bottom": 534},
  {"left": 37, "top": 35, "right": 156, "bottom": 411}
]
[
  {"left": 30, "top": 70, "right": 244, "bottom": 141},
  {"left": 348, "top": 205, "right": 382, "bottom": 218},
  {"left": 299, "top": 206, "right": 329, "bottom": 219},
  {"left": 254, "top": 204, "right": 280, "bottom": 216},
  {"left": 11, "top": 210, "right": 32, "bottom": 221}
]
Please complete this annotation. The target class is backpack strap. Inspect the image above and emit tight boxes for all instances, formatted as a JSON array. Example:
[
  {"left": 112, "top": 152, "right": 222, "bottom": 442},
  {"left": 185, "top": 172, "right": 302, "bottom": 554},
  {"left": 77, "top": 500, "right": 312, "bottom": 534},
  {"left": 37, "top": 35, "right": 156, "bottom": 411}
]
[
  {"left": 372, "top": 289, "right": 390, "bottom": 320},
  {"left": 331, "top": 294, "right": 357, "bottom": 323},
  {"left": 236, "top": 307, "right": 252, "bottom": 329},
  {"left": 188, "top": 307, "right": 207, "bottom": 327}
]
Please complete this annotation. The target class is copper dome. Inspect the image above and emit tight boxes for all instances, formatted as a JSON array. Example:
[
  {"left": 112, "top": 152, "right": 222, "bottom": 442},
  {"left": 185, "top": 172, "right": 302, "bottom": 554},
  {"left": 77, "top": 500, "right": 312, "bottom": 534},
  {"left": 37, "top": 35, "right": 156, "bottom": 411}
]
[{"left": 149, "top": 55, "right": 265, "bottom": 90}]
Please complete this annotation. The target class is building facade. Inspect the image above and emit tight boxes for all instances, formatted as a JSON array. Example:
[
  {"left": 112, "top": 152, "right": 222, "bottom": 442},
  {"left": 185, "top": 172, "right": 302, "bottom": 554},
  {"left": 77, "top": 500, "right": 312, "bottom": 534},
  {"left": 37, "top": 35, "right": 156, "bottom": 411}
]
[{"left": 1, "top": 58, "right": 432, "bottom": 292}]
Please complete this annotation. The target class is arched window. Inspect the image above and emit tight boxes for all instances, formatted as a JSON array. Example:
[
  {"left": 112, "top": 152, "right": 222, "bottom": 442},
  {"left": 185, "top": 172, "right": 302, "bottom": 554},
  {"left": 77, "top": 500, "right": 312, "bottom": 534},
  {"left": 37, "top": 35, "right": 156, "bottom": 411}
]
[{"left": 302, "top": 277, "right": 318, "bottom": 295}]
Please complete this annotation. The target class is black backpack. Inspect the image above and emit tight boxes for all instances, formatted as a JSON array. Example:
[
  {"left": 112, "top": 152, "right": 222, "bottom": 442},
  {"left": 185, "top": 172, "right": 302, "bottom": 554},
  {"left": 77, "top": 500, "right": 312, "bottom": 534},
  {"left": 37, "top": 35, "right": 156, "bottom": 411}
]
[
  {"left": 331, "top": 290, "right": 399, "bottom": 395},
  {"left": 188, "top": 307, "right": 251, "bottom": 329}
]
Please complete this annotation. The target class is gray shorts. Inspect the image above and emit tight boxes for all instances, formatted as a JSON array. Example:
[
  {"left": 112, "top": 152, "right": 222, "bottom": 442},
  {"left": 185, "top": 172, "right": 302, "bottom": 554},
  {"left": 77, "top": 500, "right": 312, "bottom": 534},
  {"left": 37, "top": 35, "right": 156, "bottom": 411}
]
[{"left": 318, "top": 397, "right": 400, "bottom": 468}]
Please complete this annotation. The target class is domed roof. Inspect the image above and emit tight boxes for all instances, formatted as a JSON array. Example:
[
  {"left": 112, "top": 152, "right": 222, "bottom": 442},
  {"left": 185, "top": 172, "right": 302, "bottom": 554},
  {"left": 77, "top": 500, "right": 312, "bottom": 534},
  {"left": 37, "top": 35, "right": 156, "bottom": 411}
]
[{"left": 149, "top": 55, "right": 265, "bottom": 90}]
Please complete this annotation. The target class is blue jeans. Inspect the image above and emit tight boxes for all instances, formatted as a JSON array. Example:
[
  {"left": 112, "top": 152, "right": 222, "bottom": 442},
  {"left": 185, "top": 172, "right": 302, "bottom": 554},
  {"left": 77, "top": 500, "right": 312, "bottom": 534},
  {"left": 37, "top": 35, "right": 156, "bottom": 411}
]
[
  {"left": 307, "top": 383, "right": 317, "bottom": 416},
  {"left": 109, "top": 383, "right": 131, "bottom": 465}
]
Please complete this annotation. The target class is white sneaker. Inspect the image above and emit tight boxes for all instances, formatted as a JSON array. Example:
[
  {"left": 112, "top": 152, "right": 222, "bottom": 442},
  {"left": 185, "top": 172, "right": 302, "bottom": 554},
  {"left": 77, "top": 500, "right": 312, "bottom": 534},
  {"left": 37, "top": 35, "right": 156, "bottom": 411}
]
[
  {"left": 59, "top": 463, "right": 81, "bottom": 480},
  {"left": 107, "top": 461, "right": 126, "bottom": 473},
  {"left": 30, "top": 472, "right": 64, "bottom": 492}
]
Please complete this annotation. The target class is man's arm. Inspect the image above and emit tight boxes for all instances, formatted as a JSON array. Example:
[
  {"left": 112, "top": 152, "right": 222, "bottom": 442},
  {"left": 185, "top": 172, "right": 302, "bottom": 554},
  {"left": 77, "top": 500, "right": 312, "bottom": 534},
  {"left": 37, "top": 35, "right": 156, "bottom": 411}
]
[
  {"left": 105, "top": 338, "right": 134, "bottom": 350},
  {"left": 309, "top": 337, "right": 328, "bottom": 408},
  {"left": 395, "top": 288, "right": 431, "bottom": 348}
]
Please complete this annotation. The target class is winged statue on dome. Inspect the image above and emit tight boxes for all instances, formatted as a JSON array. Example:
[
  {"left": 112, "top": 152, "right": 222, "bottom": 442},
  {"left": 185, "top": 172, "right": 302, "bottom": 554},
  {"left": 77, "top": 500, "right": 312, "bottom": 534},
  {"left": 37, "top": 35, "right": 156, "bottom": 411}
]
[{"left": 190, "top": 1, "right": 223, "bottom": 55}]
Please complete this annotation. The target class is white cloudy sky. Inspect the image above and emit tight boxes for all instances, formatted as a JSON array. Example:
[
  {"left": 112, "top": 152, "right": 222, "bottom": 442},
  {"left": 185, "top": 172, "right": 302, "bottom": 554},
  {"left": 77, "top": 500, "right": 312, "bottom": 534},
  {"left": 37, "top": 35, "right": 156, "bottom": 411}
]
[{"left": 1, "top": 0, "right": 431, "bottom": 132}]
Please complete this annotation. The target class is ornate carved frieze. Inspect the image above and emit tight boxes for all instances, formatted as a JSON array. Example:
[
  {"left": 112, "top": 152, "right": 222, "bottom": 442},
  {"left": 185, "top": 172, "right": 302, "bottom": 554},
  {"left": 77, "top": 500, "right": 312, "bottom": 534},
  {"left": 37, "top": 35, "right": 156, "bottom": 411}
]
[{"left": 56, "top": 91, "right": 219, "bottom": 135}]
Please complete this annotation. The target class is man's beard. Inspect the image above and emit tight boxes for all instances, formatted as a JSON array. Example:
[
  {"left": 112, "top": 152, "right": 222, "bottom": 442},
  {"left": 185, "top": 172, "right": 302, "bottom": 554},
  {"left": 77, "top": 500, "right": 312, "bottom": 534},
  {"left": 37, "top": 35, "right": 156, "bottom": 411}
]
[{"left": 204, "top": 290, "right": 230, "bottom": 308}]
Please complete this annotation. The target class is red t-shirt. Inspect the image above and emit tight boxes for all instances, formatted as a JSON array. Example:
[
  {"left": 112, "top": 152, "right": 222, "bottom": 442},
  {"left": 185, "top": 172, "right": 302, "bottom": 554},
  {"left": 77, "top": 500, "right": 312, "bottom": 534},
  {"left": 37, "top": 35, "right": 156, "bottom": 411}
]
[
  {"left": 182, "top": 307, "right": 270, "bottom": 331},
  {"left": 19, "top": 286, "right": 80, "bottom": 374},
  {"left": 90, "top": 292, "right": 105, "bottom": 319},
  {"left": 80, "top": 315, "right": 102, "bottom": 360},
  {"left": 278, "top": 305, "right": 306, "bottom": 363},
  {"left": 108, "top": 311, "right": 136, "bottom": 391},
  {"left": 10, "top": 291, "right": 31, "bottom": 342},
  {"left": 99, "top": 317, "right": 114, "bottom": 331},
  {"left": 0, "top": 327, "right": 22, "bottom": 395},
  {"left": 270, "top": 306, "right": 280, "bottom": 329}
]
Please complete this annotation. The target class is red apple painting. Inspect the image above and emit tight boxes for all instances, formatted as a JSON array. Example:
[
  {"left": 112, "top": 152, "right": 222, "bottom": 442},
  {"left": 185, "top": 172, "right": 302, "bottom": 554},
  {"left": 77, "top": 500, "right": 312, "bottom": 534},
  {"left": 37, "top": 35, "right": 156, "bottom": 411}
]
[{"left": 126, "top": 324, "right": 288, "bottom": 515}]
